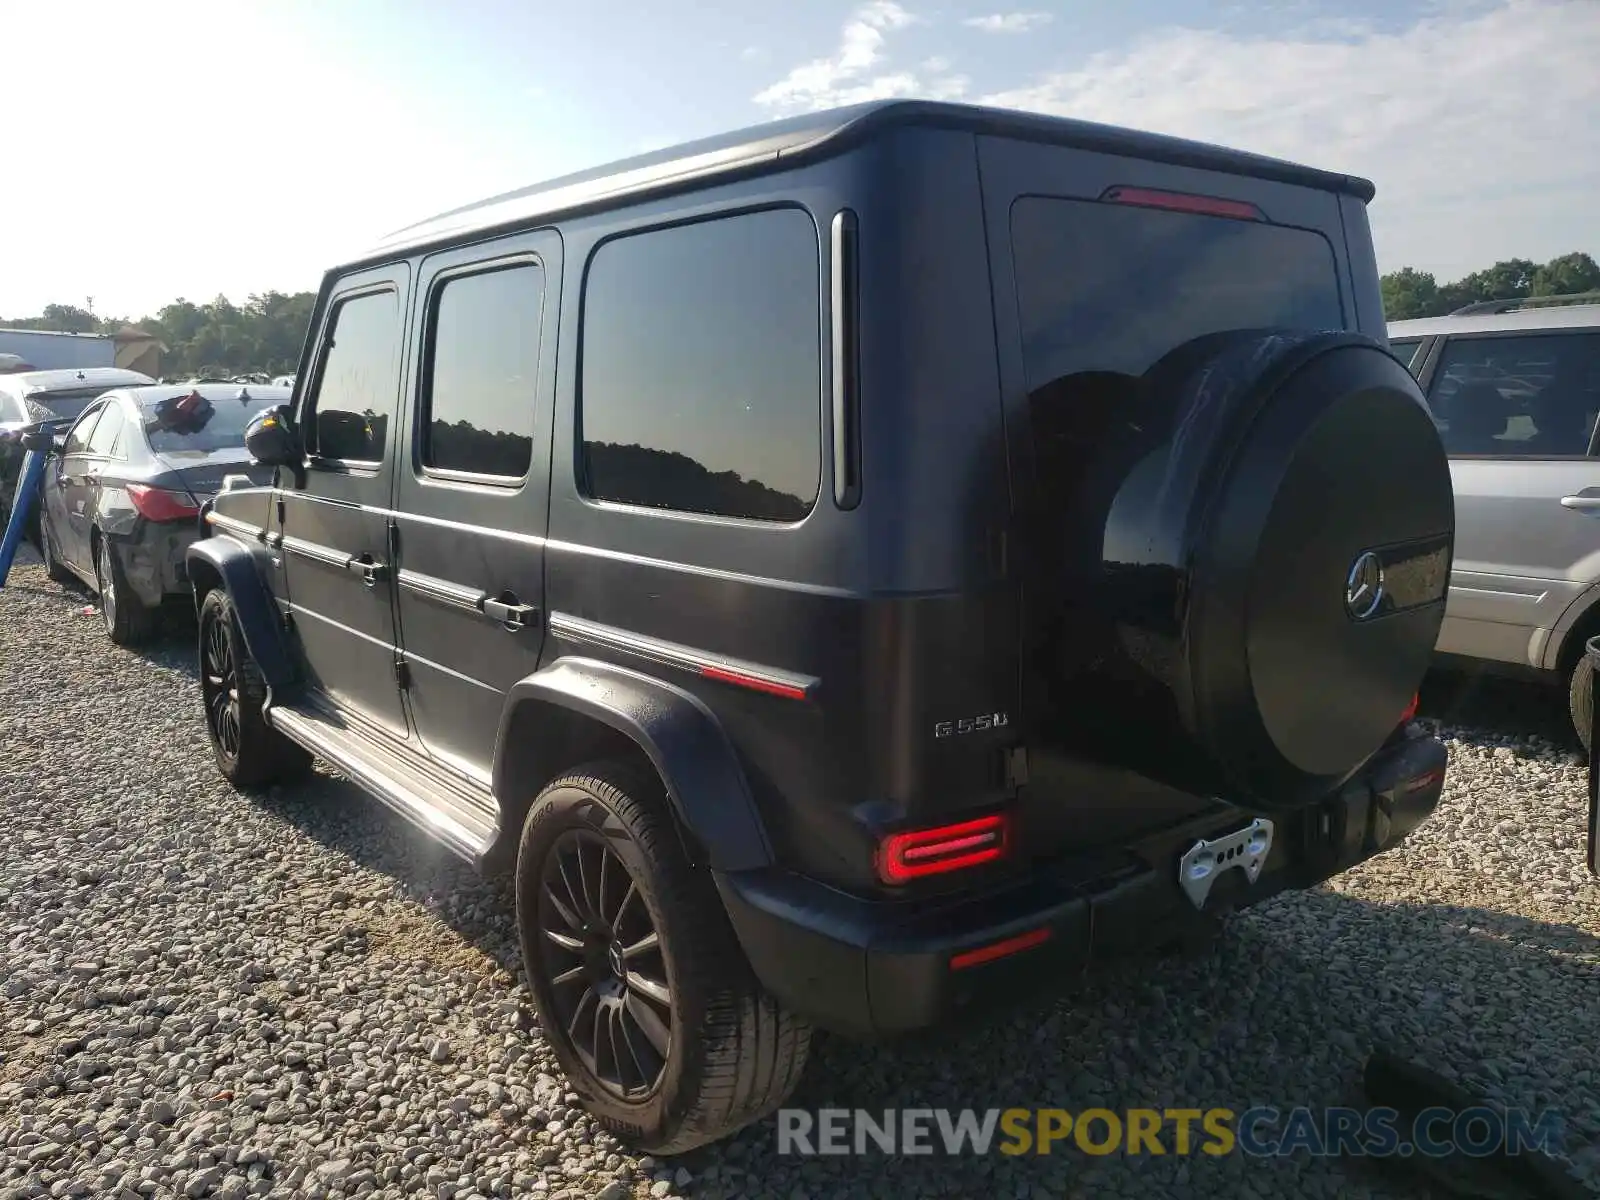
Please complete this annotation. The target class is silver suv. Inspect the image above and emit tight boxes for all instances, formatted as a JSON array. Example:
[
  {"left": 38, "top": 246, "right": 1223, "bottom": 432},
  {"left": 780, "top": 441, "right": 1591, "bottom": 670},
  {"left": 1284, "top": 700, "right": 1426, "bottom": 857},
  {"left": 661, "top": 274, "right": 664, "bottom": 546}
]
[{"left": 1390, "top": 293, "right": 1600, "bottom": 745}]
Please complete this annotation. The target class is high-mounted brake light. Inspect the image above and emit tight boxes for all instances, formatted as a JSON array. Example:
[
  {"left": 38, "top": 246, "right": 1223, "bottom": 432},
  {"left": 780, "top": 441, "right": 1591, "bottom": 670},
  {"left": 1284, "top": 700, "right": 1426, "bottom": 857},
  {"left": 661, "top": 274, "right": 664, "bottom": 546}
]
[
  {"left": 1101, "top": 185, "right": 1265, "bottom": 222},
  {"left": 127, "top": 483, "right": 201, "bottom": 523},
  {"left": 877, "top": 813, "right": 1009, "bottom": 885}
]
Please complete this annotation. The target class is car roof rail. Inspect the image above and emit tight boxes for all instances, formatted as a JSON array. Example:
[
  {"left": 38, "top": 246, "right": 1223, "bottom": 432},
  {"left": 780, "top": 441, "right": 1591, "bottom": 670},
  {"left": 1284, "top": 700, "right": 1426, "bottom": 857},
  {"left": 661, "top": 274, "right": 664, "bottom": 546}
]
[{"left": 1450, "top": 290, "right": 1600, "bottom": 316}]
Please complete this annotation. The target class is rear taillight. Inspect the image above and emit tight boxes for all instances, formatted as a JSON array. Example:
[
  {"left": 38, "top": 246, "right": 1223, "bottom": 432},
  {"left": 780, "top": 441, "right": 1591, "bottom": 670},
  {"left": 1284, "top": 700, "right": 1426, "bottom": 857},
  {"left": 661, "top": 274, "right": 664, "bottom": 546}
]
[
  {"left": 1400, "top": 692, "right": 1419, "bottom": 724},
  {"left": 1101, "top": 185, "right": 1265, "bottom": 222},
  {"left": 126, "top": 483, "right": 200, "bottom": 523},
  {"left": 876, "top": 813, "right": 1009, "bottom": 885}
]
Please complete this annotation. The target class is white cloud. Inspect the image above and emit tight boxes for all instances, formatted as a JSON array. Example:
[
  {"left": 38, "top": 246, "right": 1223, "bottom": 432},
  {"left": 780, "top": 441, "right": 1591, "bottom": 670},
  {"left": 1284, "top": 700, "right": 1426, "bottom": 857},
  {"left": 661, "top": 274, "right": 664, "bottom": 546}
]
[
  {"left": 975, "top": 0, "right": 1599, "bottom": 280},
  {"left": 752, "top": 0, "right": 1598, "bottom": 282},
  {"left": 963, "top": 12, "right": 1053, "bottom": 34},
  {"left": 753, "top": 2, "right": 970, "bottom": 111}
]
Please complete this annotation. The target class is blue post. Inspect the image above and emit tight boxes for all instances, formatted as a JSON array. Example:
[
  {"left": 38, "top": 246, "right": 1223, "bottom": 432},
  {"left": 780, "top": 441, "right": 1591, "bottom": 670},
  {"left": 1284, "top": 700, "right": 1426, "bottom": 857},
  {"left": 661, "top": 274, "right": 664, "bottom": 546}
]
[{"left": 0, "top": 447, "right": 47, "bottom": 588}]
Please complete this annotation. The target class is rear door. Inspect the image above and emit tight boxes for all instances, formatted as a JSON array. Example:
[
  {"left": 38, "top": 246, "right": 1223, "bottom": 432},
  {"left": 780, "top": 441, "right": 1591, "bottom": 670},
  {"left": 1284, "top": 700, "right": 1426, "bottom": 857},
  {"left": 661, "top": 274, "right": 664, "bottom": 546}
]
[
  {"left": 977, "top": 136, "right": 1356, "bottom": 846},
  {"left": 1424, "top": 328, "right": 1600, "bottom": 666},
  {"left": 390, "top": 234, "right": 558, "bottom": 786}
]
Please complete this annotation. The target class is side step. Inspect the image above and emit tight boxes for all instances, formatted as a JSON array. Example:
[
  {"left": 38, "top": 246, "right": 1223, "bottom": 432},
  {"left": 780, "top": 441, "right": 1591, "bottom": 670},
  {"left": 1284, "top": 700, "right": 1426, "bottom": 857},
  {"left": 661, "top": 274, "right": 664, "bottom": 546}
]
[{"left": 268, "top": 702, "right": 499, "bottom": 864}]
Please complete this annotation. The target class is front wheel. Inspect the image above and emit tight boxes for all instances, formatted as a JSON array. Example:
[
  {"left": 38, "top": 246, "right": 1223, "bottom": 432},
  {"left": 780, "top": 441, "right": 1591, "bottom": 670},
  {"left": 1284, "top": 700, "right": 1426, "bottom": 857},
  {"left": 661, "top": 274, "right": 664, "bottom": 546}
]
[
  {"left": 515, "top": 762, "right": 810, "bottom": 1154},
  {"left": 198, "top": 588, "right": 312, "bottom": 789}
]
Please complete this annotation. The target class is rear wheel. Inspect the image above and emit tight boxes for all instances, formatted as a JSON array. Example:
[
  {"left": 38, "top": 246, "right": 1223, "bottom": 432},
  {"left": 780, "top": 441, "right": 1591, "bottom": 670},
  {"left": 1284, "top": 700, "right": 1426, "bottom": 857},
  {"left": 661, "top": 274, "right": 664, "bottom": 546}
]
[
  {"left": 1569, "top": 652, "right": 1594, "bottom": 752},
  {"left": 198, "top": 588, "right": 313, "bottom": 788},
  {"left": 94, "top": 534, "right": 154, "bottom": 646},
  {"left": 515, "top": 761, "right": 810, "bottom": 1154}
]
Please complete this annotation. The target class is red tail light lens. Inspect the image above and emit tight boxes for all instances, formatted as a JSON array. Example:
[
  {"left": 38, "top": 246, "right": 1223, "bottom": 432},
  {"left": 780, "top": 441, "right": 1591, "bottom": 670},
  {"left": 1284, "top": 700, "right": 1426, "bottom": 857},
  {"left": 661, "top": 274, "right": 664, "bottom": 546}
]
[
  {"left": 127, "top": 483, "right": 200, "bottom": 523},
  {"left": 1101, "top": 185, "right": 1265, "bottom": 222},
  {"left": 1400, "top": 692, "right": 1419, "bottom": 724},
  {"left": 877, "top": 813, "right": 1009, "bottom": 885}
]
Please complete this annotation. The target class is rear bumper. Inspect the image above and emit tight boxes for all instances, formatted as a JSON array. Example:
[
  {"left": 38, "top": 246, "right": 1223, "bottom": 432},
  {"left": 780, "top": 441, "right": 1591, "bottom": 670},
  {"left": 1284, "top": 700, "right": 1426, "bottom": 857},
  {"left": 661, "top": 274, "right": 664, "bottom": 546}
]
[
  {"left": 114, "top": 523, "right": 196, "bottom": 606},
  {"left": 716, "top": 729, "right": 1447, "bottom": 1039}
]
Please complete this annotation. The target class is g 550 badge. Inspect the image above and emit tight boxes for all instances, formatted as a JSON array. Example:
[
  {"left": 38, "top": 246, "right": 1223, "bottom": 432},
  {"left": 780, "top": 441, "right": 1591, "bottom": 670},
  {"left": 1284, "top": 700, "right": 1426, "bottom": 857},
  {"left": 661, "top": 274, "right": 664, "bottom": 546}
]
[{"left": 933, "top": 712, "right": 1010, "bottom": 739}]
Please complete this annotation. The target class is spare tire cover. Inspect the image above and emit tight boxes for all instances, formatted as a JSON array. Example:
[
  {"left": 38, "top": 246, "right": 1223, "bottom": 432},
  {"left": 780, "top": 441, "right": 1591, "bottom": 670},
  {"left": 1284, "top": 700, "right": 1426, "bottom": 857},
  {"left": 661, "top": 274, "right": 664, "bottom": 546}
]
[{"left": 1038, "top": 329, "right": 1453, "bottom": 811}]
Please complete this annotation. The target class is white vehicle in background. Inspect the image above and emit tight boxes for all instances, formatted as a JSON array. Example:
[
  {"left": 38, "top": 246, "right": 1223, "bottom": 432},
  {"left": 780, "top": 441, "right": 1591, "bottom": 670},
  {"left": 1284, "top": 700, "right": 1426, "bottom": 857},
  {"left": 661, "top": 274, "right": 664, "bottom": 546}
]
[
  {"left": 0, "top": 328, "right": 117, "bottom": 372},
  {"left": 270, "top": 374, "right": 295, "bottom": 389}
]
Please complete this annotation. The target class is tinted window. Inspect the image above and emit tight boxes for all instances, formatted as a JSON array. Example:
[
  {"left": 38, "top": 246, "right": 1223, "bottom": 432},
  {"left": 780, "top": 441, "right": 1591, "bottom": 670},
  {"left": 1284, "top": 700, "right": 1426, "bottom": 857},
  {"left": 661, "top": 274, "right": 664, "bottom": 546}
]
[
  {"left": 62, "top": 407, "right": 102, "bottom": 455},
  {"left": 1011, "top": 196, "right": 1344, "bottom": 391},
  {"left": 1427, "top": 333, "right": 1600, "bottom": 457},
  {"left": 307, "top": 290, "right": 401, "bottom": 463},
  {"left": 1390, "top": 339, "right": 1426, "bottom": 371},
  {"left": 86, "top": 404, "right": 125, "bottom": 456},
  {"left": 143, "top": 393, "right": 283, "bottom": 455},
  {"left": 422, "top": 263, "right": 543, "bottom": 479},
  {"left": 27, "top": 388, "right": 117, "bottom": 422},
  {"left": 580, "top": 208, "right": 822, "bottom": 522}
]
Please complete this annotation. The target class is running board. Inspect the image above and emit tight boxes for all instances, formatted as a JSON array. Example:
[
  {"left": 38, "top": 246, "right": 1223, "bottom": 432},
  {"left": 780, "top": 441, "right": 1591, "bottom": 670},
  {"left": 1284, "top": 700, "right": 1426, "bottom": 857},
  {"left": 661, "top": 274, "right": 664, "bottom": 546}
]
[{"left": 267, "top": 703, "right": 499, "bottom": 864}]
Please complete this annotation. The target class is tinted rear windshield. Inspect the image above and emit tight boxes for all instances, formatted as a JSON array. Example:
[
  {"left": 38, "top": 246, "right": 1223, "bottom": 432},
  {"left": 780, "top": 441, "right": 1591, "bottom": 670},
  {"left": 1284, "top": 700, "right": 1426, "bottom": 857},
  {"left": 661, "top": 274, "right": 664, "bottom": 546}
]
[
  {"left": 142, "top": 393, "right": 280, "bottom": 454},
  {"left": 1010, "top": 195, "right": 1344, "bottom": 392},
  {"left": 24, "top": 387, "right": 118, "bottom": 422}
]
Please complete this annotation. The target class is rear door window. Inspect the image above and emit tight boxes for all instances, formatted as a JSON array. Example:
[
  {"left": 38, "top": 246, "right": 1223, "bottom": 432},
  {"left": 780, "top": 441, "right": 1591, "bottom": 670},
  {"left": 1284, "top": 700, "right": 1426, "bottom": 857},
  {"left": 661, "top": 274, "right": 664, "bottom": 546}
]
[
  {"left": 1427, "top": 332, "right": 1600, "bottom": 457},
  {"left": 62, "top": 406, "right": 103, "bottom": 455},
  {"left": 85, "top": 404, "right": 125, "bottom": 457},
  {"left": 1010, "top": 196, "right": 1345, "bottom": 392}
]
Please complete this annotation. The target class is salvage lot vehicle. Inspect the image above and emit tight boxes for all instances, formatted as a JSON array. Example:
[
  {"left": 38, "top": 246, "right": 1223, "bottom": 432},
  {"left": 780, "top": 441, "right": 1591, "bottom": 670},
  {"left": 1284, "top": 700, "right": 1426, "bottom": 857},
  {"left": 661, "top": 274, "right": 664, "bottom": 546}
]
[
  {"left": 187, "top": 100, "right": 1454, "bottom": 1153},
  {"left": 1390, "top": 295, "right": 1600, "bottom": 748},
  {"left": 36, "top": 383, "right": 285, "bottom": 645},
  {"left": 0, "top": 367, "right": 156, "bottom": 538}
]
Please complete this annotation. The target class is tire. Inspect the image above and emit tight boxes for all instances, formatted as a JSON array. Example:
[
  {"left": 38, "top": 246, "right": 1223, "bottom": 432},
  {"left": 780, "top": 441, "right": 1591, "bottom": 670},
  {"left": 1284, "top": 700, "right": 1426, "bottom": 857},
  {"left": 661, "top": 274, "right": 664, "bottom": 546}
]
[
  {"left": 1569, "top": 651, "right": 1594, "bottom": 753},
  {"left": 198, "top": 588, "right": 313, "bottom": 789},
  {"left": 93, "top": 533, "right": 155, "bottom": 646},
  {"left": 515, "top": 761, "right": 810, "bottom": 1154},
  {"left": 38, "top": 514, "right": 74, "bottom": 585}
]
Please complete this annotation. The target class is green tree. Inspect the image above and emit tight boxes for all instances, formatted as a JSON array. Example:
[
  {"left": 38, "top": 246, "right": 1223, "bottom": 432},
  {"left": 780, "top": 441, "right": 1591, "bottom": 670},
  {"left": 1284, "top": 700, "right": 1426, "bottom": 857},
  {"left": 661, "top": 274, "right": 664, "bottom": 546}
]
[
  {"left": 1529, "top": 252, "right": 1600, "bottom": 298},
  {"left": 1381, "top": 268, "right": 1441, "bottom": 320}
]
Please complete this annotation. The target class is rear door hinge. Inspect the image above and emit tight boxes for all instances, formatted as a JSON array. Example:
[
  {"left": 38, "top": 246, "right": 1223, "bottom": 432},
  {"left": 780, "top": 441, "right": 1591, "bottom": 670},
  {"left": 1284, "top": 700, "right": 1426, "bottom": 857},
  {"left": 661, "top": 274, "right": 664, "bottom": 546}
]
[
  {"left": 1003, "top": 745, "right": 1029, "bottom": 789},
  {"left": 394, "top": 659, "right": 410, "bottom": 690}
]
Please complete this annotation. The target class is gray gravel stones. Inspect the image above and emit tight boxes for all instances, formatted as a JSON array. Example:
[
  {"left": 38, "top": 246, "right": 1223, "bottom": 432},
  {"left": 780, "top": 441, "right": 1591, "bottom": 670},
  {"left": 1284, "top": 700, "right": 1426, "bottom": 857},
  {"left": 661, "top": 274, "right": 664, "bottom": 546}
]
[{"left": 3, "top": 551, "right": 1598, "bottom": 1199}]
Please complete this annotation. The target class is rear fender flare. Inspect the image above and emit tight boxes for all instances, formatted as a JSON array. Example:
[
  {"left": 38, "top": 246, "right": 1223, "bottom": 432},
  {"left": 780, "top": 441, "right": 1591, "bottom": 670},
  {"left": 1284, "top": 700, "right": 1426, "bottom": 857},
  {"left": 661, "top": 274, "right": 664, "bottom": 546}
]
[
  {"left": 494, "top": 657, "right": 773, "bottom": 872},
  {"left": 185, "top": 533, "right": 298, "bottom": 694}
]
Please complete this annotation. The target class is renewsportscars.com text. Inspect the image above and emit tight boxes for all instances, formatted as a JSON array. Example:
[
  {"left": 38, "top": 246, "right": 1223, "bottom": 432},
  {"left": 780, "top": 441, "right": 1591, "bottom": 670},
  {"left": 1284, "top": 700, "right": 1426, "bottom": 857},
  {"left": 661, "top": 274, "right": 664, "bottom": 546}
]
[{"left": 776, "top": 1106, "right": 1564, "bottom": 1159}]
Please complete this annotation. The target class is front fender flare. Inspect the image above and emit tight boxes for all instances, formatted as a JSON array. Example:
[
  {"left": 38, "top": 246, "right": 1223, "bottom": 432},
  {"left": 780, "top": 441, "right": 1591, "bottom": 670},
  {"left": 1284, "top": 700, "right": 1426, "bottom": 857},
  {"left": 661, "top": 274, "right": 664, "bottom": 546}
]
[
  {"left": 495, "top": 657, "right": 773, "bottom": 872},
  {"left": 186, "top": 534, "right": 298, "bottom": 694}
]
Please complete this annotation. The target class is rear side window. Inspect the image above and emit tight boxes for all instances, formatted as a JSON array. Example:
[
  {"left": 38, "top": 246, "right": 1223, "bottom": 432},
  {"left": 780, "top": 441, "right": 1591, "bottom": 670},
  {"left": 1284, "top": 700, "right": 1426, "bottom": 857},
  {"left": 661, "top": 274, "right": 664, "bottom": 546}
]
[
  {"left": 1390, "top": 339, "right": 1426, "bottom": 372},
  {"left": 62, "top": 407, "right": 102, "bottom": 455},
  {"left": 579, "top": 208, "right": 822, "bottom": 522},
  {"left": 1427, "top": 332, "right": 1600, "bottom": 457},
  {"left": 86, "top": 404, "right": 125, "bottom": 456},
  {"left": 421, "top": 262, "right": 544, "bottom": 480},
  {"left": 306, "top": 289, "right": 402, "bottom": 464},
  {"left": 1011, "top": 196, "right": 1344, "bottom": 391}
]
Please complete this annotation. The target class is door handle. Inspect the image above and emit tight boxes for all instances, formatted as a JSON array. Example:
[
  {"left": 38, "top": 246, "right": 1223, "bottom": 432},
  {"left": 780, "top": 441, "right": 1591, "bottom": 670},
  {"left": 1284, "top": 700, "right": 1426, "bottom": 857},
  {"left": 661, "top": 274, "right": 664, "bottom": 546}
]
[
  {"left": 1560, "top": 496, "right": 1600, "bottom": 510},
  {"left": 348, "top": 554, "right": 388, "bottom": 587},
  {"left": 482, "top": 595, "right": 538, "bottom": 631}
]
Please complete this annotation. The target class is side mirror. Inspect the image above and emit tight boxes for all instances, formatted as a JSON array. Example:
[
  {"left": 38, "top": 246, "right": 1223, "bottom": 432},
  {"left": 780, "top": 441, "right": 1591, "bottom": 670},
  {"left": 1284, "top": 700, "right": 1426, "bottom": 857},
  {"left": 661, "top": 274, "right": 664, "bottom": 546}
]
[
  {"left": 244, "top": 404, "right": 302, "bottom": 468},
  {"left": 19, "top": 429, "right": 59, "bottom": 453}
]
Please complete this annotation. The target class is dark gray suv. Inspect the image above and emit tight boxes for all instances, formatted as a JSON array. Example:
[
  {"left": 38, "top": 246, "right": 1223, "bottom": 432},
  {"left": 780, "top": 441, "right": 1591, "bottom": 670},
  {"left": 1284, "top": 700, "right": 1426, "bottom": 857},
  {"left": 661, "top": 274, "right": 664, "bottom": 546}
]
[{"left": 187, "top": 100, "right": 1454, "bottom": 1153}]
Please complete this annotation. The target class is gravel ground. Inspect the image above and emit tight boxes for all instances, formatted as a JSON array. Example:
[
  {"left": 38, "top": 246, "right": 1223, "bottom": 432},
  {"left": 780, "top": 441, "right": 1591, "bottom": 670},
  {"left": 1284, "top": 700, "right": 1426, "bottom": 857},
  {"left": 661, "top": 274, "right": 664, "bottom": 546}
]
[{"left": 2, "top": 547, "right": 1598, "bottom": 1200}]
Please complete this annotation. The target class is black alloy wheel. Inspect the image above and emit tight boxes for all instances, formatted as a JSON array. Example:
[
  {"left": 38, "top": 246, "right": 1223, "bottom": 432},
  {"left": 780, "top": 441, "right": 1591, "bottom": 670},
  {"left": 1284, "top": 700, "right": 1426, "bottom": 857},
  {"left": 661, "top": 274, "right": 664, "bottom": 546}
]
[{"left": 537, "top": 827, "right": 673, "bottom": 1099}]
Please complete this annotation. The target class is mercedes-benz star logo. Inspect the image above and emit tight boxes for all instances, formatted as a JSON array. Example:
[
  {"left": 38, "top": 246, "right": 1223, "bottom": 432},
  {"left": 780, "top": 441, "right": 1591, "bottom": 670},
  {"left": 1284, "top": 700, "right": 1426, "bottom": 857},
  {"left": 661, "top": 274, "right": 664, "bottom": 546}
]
[{"left": 1345, "top": 551, "right": 1386, "bottom": 621}]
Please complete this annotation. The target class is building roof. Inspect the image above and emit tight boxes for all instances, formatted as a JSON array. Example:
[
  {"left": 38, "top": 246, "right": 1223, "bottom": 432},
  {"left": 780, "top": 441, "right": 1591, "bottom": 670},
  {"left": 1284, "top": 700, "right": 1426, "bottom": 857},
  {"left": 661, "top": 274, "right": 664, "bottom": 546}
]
[{"left": 352, "top": 99, "right": 1376, "bottom": 266}]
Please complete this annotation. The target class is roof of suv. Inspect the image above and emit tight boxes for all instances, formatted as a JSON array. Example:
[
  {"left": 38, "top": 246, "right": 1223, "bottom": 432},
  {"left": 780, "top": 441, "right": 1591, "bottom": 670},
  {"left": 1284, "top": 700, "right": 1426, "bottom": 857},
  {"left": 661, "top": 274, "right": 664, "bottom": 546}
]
[
  {"left": 357, "top": 99, "right": 1377, "bottom": 264},
  {"left": 1389, "top": 301, "right": 1600, "bottom": 338}
]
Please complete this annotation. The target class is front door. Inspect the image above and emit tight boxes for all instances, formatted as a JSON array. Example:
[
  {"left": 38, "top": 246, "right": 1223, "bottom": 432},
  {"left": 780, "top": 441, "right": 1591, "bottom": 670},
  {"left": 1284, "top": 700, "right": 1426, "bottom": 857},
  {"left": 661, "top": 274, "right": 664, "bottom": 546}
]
[
  {"left": 46, "top": 401, "right": 106, "bottom": 570},
  {"left": 390, "top": 236, "right": 559, "bottom": 785},
  {"left": 278, "top": 268, "right": 410, "bottom": 739},
  {"left": 1426, "top": 329, "right": 1600, "bottom": 666}
]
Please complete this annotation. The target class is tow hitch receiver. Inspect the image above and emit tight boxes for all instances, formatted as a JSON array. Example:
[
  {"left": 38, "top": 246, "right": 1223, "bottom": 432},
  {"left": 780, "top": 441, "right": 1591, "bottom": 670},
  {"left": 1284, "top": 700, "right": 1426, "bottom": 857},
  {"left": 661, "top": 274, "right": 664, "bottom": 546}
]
[{"left": 1178, "top": 818, "right": 1273, "bottom": 911}]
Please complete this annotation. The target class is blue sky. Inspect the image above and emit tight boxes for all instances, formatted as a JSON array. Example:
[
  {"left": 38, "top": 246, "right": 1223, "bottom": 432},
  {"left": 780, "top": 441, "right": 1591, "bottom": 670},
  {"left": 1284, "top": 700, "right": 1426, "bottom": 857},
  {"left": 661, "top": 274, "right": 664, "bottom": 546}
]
[{"left": 2, "top": 0, "right": 1595, "bottom": 318}]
